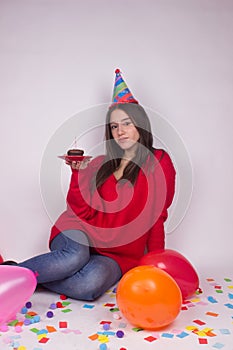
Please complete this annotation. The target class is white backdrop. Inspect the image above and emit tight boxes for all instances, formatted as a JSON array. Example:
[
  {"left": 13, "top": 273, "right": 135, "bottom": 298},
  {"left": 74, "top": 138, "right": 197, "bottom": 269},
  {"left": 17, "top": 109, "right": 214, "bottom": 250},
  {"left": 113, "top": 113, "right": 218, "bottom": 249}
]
[{"left": 1, "top": 0, "right": 232, "bottom": 275}]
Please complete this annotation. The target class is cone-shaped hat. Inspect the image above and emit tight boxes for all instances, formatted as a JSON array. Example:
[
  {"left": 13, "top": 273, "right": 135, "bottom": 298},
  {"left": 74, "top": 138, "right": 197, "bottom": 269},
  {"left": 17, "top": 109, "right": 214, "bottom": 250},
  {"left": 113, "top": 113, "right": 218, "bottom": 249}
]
[{"left": 112, "top": 68, "right": 138, "bottom": 104}]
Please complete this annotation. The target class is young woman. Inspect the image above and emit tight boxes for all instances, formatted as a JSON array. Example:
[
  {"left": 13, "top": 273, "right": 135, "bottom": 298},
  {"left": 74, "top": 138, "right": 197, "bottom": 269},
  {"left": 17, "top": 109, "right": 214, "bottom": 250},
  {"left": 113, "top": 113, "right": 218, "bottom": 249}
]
[{"left": 4, "top": 101, "right": 176, "bottom": 301}]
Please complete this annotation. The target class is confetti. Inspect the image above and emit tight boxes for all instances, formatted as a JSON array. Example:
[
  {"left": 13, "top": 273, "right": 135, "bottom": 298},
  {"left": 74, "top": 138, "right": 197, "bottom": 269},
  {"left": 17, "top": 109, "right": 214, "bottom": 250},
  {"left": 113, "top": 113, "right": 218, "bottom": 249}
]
[
  {"left": 176, "top": 331, "right": 189, "bottom": 338},
  {"left": 59, "top": 321, "right": 68, "bottom": 328},
  {"left": 88, "top": 333, "right": 99, "bottom": 341},
  {"left": 61, "top": 308, "right": 72, "bottom": 313},
  {"left": 109, "top": 307, "right": 119, "bottom": 312},
  {"left": 224, "top": 303, "right": 233, "bottom": 309},
  {"left": 46, "top": 326, "right": 57, "bottom": 333},
  {"left": 181, "top": 306, "right": 188, "bottom": 310},
  {"left": 219, "top": 329, "right": 231, "bottom": 335},
  {"left": 132, "top": 327, "right": 143, "bottom": 332},
  {"left": 144, "top": 336, "right": 157, "bottom": 342},
  {"left": 0, "top": 273, "right": 232, "bottom": 349},
  {"left": 161, "top": 333, "right": 174, "bottom": 338},
  {"left": 38, "top": 337, "right": 49, "bottom": 344},
  {"left": 206, "top": 312, "right": 219, "bottom": 317},
  {"left": 207, "top": 296, "right": 218, "bottom": 303},
  {"left": 193, "top": 319, "right": 206, "bottom": 326},
  {"left": 104, "top": 303, "right": 115, "bottom": 307},
  {"left": 83, "top": 304, "right": 95, "bottom": 309},
  {"left": 212, "top": 342, "right": 225, "bottom": 349}
]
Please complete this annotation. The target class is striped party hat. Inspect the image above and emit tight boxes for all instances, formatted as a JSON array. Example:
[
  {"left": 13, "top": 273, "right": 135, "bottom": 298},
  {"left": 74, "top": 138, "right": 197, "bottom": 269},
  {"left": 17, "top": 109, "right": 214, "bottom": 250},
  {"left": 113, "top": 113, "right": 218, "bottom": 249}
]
[{"left": 112, "top": 68, "right": 138, "bottom": 104}]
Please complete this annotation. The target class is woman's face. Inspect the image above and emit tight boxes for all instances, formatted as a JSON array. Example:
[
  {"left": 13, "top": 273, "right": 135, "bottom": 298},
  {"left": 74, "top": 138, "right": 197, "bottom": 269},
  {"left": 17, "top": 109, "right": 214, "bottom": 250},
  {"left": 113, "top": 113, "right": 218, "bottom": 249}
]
[{"left": 109, "top": 108, "right": 140, "bottom": 152}]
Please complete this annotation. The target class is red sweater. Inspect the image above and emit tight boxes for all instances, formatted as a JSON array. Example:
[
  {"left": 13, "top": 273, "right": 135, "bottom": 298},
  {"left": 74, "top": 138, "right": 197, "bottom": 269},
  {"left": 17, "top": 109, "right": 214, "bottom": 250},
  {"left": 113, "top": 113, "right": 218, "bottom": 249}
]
[{"left": 50, "top": 149, "right": 176, "bottom": 274}]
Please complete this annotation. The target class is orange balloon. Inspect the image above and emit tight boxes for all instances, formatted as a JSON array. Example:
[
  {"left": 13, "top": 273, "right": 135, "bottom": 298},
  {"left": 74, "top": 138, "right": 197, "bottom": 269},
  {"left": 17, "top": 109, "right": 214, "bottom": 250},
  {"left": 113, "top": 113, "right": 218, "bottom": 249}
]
[{"left": 116, "top": 265, "right": 182, "bottom": 330}]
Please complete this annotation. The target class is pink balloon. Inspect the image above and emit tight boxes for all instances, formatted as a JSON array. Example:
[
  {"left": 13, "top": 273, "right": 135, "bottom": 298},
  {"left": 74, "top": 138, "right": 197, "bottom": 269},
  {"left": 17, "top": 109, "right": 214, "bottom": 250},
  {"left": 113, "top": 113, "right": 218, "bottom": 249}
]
[
  {"left": 139, "top": 249, "right": 199, "bottom": 299},
  {"left": 0, "top": 266, "right": 37, "bottom": 326}
]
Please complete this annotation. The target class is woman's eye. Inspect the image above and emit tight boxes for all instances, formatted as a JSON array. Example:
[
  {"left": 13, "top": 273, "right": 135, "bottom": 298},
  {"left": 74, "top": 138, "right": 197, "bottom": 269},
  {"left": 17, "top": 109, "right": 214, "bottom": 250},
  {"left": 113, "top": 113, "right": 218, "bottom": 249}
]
[
  {"left": 111, "top": 125, "right": 117, "bottom": 130},
  {"left": 123, "top": 121, "right": 132, "bottom": 126}
]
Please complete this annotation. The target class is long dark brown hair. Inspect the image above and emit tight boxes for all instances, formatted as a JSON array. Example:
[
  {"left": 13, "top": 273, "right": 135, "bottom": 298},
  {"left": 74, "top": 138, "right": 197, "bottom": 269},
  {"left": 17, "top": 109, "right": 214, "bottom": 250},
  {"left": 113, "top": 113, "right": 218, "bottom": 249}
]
[{"left": 95, "top": 103, "right": 155, "bottom": 188}]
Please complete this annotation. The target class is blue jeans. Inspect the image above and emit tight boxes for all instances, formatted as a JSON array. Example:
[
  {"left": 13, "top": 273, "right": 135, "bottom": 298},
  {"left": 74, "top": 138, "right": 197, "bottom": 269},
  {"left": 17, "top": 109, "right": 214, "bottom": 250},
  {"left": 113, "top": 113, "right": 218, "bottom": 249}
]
[{"left": 19, "top": 230, "right": 122, "bottom": 301}]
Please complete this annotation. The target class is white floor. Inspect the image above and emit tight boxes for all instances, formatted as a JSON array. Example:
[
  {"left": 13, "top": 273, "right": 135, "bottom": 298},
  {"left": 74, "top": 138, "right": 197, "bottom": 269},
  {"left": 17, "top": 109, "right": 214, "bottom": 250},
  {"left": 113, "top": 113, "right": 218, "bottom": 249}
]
[{"left": 0, "top": 270, "right": 232, "bottom": 350}]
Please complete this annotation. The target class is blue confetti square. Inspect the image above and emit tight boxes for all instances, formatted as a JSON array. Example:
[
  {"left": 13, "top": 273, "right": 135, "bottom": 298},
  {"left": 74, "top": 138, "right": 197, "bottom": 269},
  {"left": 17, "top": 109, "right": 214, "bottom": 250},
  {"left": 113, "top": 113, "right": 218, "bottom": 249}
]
[
  {"left": 161, "top": 333, "right": 174, "bottom": 338},
  {"left": 207, "top": 296, "right": 218, "bottom": 303},
  {"left": 219, "top": 328, "right": 231, "bottom": 335},
  {"left": 83, "top": 304, "right": 95, "bottom": 309},
  {"left": 212, "top": 343, "right": 225, "bottom": 349},
  {"left": 176, "top": 331, "right": 189, "bottom": 338}
]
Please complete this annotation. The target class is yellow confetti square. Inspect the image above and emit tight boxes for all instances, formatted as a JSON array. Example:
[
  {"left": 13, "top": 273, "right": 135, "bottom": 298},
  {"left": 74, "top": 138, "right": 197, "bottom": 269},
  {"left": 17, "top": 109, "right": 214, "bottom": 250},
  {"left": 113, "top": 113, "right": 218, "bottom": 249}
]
[
  {"left": 98, "top": 335, "right": 109, "bottom": 343},
  {"left": 190, "top": 298, "right": 201, "bottom": 303},
  {"left": 202, "top": 328, "right": 213, "bottom": 333},
  {"left": 37, "top": 334, "right": 47, "bottom": 341},
  {"left": 186, "top": 326, "right": 199, "bottom": 331},
  {"left": 196, "top": 331, "right": 207, "bottom": 337},
  {"left": 227, "top": 285, "right": 233, "bottom": 289}
]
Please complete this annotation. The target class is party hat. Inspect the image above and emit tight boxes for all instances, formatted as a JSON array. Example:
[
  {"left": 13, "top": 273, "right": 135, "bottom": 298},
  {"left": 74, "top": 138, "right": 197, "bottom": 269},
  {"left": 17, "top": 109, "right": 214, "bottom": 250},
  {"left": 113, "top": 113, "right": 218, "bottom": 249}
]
[{"left": 112, "top": 68, "right": 138, "bottom": 104}]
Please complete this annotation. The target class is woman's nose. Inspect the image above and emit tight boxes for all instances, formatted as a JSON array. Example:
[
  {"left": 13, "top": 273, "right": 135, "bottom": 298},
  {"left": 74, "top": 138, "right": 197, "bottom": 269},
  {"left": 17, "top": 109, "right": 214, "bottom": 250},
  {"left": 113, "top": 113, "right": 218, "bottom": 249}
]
[{"left": 117, "top": 124, "right": 124, "bottom": 135}]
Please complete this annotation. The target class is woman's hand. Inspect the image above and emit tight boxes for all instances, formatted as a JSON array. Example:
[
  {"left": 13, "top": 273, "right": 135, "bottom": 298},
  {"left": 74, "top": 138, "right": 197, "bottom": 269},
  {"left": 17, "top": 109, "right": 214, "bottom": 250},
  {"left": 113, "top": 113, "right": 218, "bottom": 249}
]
[{"left": 65, "top": 159, "right": 90, "bottom": 170}]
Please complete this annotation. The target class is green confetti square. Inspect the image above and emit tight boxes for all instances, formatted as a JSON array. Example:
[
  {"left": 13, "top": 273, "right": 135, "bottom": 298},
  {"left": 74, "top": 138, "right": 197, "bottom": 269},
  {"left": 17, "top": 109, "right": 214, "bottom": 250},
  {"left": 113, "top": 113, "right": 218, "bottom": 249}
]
[
  {"left": 132, "top": 327, "right": 143, "bottom": 332},
  {"left": 30, "top": 328, "right": 40, "bottom": 333},
  {"left": 216, "top": 289, "right": 223, "bottom": 293},
  {"left": 224, "top": 278, "right": 232, "bottom": 282},
  {"left": 7, "top": 320, "right": 18, "bottom": 326},
  {"left": 61, "top": 308, "right": 72, "bottom": 313},
  {"left": 62, "top": 301, "right": 71, "bottom": 306},
  {"left": 109, "top": 307, "right": 119, "bottom": 312}
]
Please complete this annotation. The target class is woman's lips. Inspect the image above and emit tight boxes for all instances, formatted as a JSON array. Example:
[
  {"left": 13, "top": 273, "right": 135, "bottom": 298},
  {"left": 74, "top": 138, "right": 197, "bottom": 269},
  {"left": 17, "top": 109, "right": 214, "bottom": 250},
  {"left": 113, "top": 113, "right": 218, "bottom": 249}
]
[{"left": 118, "top": 137, "right": 129, "bottom": 143}]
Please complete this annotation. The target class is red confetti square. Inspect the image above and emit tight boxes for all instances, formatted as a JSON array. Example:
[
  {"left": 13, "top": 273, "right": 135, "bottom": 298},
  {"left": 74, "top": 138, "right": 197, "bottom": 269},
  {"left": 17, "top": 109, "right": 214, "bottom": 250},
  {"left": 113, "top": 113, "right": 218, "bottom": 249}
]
[
  {"left": 181, "top": 306, "right": 188, "bottom": 310},
  {"left": 59, "top": 321, "right": 68, "bottom": 328},
  {"left": 39, "top": 337, "right": 49, "bottom": 343},
  {"left": 193, "top": 319, "right": 206, "bottom": 326},
  {"left": 198, "top": 338, "right": 208, "bottom": 344},
  {"left": 144, "top": 336, "right": 157, "bottom": 342},
  {"left": 104, "top": 303, "right": 115, "bottom": 307},
  {"left": 100, "top": 320, "right": 112, "bottom": 325}
]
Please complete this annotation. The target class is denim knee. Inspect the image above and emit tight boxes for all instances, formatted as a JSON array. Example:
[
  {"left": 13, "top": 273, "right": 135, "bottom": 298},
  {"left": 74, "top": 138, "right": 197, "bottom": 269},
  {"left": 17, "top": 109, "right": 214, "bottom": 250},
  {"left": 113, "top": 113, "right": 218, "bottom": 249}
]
[{"left": 71, "top": 256, "right": 122, "bottom": 301}]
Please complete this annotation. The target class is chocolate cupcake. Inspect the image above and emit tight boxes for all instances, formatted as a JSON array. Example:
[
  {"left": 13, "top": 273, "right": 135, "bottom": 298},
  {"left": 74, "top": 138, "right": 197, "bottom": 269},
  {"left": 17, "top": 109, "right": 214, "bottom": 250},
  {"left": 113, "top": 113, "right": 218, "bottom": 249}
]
[{"left": 67, "top": 149, "right": 84, "bottom": 156}]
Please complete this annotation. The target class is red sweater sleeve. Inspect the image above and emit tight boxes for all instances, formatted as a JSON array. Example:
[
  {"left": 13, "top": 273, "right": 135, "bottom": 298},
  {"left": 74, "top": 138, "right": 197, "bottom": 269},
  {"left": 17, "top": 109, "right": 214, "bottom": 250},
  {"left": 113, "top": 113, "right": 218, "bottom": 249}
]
[
  {"left": 147, "top": 150, "right": 176, "bottom": 251},
  {"left": 66, "top": 156, "right": 103, "bottom": 220}
]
